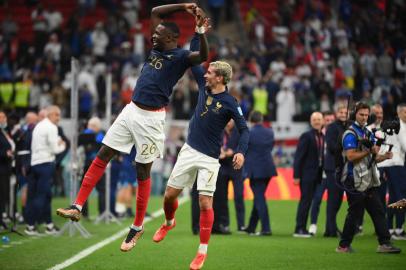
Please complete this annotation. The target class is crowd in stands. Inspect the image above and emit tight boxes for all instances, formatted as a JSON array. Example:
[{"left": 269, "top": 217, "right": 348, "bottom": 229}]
[{"left": 0, "top": 0, "right": 405, "bottom": 123}]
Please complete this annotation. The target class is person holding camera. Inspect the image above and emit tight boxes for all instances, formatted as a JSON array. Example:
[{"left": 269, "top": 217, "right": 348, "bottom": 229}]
[{"left": 336, "top": 102, "right": 400, "bottom": 253}]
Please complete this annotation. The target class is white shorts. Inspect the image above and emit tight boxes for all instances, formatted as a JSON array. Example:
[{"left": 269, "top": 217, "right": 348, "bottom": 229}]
[
  {"left": 167, "top": 143, "right": 220, "bottom": 196},
  {"left": 102, "top": 102, "right": 166, "bottom": 164}
]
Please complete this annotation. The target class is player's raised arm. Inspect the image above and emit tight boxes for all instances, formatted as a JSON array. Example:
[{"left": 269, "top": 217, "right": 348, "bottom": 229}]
[
  {"left": 188, "top": 8, "right": 209, "bottom": 65},
  {"left": 190, "top": 16, "right": 211, "bottom": 86},
  {"left": 150, "top": 3, "right": 197, "bottom": 35}
]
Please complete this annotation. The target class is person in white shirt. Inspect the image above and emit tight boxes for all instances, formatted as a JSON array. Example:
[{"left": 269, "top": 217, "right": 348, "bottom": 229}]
[
  {"left": 276, "top": 82, "right": 295, "bottom": 123},
  {"left": 43, "top": 33, "right": 61, "bottom": 62},
  {"left": 25, "top": 106, "right": 66, "bottom": 236},
  {"left": 91, "top": 22, "right": 109, "bottom": 59},
  {"left": 378, "top": 103, "right": 406, "bottom": 240},
  {"left": 45, "top": 6, "right": 63, "bottom": 32}
]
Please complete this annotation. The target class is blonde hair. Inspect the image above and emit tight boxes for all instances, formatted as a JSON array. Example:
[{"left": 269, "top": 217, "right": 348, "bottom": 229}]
[
  {"left": 333, "top": 102, "right": 347, "bottom": 112},
  {"left": 209, "top": 61, "right": 233, "bottom": 85}
]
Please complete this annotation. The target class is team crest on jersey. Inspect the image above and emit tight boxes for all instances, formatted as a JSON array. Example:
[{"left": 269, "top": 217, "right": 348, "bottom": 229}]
[
  {"left": 206, "top": 96, "right": 213, "bottom": 106},
  {"left": 212, "top": 102, "right": 223, "bottom": 113}
]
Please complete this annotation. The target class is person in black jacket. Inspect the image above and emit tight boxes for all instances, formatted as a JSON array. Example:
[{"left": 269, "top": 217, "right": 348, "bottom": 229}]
[
  {"left": 323, "top": 103, "right": 347, "bottom": 237},
  {"left": 244, "top": 111, "right": 277, "bottom": 235},
  {"left": 0, "top": 111, "right": 14, "bottom": 229},
  {"left": 293, "top": 111, "right": 324, "bottom": 237},
  {"left": 212, "top": 120, "right": 246, "bottom": 234},
  {"left": 78, "top": 117, "right": 105, "bottom": 217},
  {"left": 13, "top": 112, "right": 38, "bottom": 222}
]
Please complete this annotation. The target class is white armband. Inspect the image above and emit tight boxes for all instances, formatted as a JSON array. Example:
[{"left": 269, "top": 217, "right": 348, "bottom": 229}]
[{"left": 195, "top": 26, "right": 206, "bottom": 34}]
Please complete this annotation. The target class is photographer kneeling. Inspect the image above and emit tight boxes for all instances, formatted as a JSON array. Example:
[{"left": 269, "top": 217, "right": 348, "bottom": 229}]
[{"left": 336, "top": 102, "right": 401, "bottom": 254}]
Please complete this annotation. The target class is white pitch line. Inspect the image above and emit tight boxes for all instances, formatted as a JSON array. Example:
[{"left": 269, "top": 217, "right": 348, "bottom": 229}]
[{"left": 48, "top": 196, "right": 189, "bottom": 270}]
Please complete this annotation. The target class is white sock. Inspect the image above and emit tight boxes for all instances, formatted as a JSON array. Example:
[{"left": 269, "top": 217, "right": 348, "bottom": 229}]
[
  {"left": 166, "top": 219, "right": 174, "bottom": 226},
  {"left": 46, "top": 223, "right": 54, "bottom": 229},
  {"left": 27, "top": 225, "right": 35, "bottom": 230},
  {"left": 198, "top": 244, "right": 208, "bottom": 254},
  {"left": 389, "top": 229, "right": 394, "bottom": 235},
  {"left": 73, "top": 204, "right": 82, "bottom": 211},
  {"left": 395, "top": 228, "right": 404, "bottom": 235},
  {"left": 131, "top": 224, "right": 143, "bottom": 231}
]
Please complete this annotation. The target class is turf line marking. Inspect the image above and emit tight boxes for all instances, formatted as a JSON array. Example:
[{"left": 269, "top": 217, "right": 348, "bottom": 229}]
[{"left": 48, "top": 196, "right": 189, "bottom": 270}]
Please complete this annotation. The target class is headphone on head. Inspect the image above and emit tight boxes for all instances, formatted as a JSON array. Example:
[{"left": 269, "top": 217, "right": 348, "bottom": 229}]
[{"left": 349, "top": 101, "right": 374, "bottom": 123}]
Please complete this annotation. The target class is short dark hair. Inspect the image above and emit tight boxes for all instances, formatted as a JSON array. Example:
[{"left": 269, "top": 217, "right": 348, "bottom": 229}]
[
  {"left": 160, "top": 22, "right": 180, "bottom": 38},
  {"left": 322, "top": 111, "right": 334, "bottom": 117},
  {"left": 249, "top": 111, "right": 263, "bottom": 124},
  {"left": 354, "top": 101, "right": 370, "bottom": 114}
]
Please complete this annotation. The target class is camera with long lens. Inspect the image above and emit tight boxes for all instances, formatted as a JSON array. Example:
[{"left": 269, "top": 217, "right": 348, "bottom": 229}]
[
  {"left": 365, "top": 115, "right": 400, "bottom": 148},
  {"left": 365, "top": 117, "right": 400, "bottom": 168},
  {"left": 380, "top": 119, "right": 401, "bottom": 136}
]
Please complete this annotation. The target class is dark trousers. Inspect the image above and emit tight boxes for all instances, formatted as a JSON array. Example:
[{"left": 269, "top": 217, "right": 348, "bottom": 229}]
[
  {"left": 385, "top": 166, "right": 406, "bottom": 229},
  {"left": 232, "top": 172, "right": 245, "bottom": 229},
  {"left": 324, "top": 171, "right": 344, "bottom": 235},
  {"left": 213, "top": 168, "right": 245, "bottom": 230},
  {"left": 26, "top": 162, "right": 55, "bottom": 226},
  {"left": 310, "top": 178, "right": 327, "bottom": 224},
  {"left": 295, "top": 177, "right": 319, "bottom": 232},
  {"left": 378, "top": 168, "right": 387, "bottom": 209},
  {"left": 340, "top": 187, "right": 391, "bottom": 247},
  {"left": 247, "top": 178, "right": 271, "bottom": 233},
  {"left": 0, "top": 168, "right": 11, "bottom": 218},
  {"left": 378, "top": 168, "right": 389, "bottom": 228}
]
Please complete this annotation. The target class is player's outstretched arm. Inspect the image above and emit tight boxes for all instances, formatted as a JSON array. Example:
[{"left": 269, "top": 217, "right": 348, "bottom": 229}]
[
  {"left": 150, "top": 3, "right": 197, "bottom": 35},
  {"left": 188, "top": 8, "right": 209, "bottom": 65}
]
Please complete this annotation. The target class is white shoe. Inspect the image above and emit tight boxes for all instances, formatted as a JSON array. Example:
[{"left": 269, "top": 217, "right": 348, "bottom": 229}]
[
  {"left": 24, "top": 226, "right": 40, "bottom": 236},
  {"left": 45, "top": 224, "right": 60, "bottom": 235},
  {"left": 391, "top": 230, "right": 406, "bottom": 241},
  {"left": 309, "top": 224, "right": 317, "bottom": 236}
]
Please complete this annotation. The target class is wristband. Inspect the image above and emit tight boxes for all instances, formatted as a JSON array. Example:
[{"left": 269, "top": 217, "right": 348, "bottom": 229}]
[{"left": 195, "top": 26, "right": 205, "bottom": 34}]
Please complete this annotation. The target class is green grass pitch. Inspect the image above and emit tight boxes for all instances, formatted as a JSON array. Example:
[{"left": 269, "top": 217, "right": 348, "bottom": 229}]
[{"left": 1, "top": 197, "right": 405, "bottom": 270}]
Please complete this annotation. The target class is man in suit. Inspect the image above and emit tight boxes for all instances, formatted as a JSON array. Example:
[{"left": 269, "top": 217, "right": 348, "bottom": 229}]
[
  {"left": 293, "top": 111, "right": 324, "bottom": 237},
  {"left": 309, "top": 110, "right": 335, "bottom": 236},
  {"left": 323, "top": 103, "right": 347, "bottom": 237},
  {"left": 0, "top": 111, "right": 14, "bottom": 230},
  {"left": 213, "top": 120, "right": 246, "bottom": 234},
  {"left": 244, "top": 111, "right": 277, "bottom": 235}
]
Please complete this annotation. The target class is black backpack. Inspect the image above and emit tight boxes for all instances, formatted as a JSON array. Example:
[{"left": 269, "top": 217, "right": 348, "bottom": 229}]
[{"left": 334, "top": 127, "right": 358, "bottom": 192}]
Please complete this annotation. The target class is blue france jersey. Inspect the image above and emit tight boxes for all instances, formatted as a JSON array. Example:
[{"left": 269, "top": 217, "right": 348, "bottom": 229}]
[
  {"left": 186, "top": 34, "right": 249, "bottom": 158},
  {"left": 132, "top": 48, "right": 192, "bottom": 108}
]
